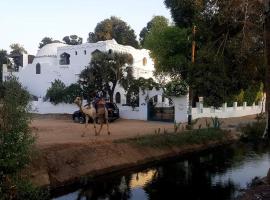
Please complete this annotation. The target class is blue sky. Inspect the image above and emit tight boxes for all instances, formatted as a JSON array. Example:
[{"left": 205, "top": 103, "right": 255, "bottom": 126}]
[{"left": 0, "top": 0, "right": 172, "bottom": 54}]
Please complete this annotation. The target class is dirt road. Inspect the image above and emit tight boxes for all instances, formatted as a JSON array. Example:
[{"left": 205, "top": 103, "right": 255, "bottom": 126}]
[{"left": 32, "top": 114, "right": 257, "bottom": 149}]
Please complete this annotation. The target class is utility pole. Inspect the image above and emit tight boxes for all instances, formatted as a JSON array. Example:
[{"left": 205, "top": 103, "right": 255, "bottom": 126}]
[
  {"left": 263, "top": 0, "right": 270, "bottom": 138},
  {"left": 188, "top": 25, "right": 196, "bottom": 125}
]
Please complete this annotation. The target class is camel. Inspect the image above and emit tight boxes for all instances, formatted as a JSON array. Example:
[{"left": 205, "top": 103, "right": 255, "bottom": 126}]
[{"left": 74, "top": 97, "right": 110, "bottom": 136}]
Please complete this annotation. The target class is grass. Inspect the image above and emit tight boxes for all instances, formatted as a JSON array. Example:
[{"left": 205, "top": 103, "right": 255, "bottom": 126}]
[
  {"left": 116, "top": 128, "right": 227, "bottom": 148},
  {"left": 240, "top": 121, "right": 266, "bottom": 141}
]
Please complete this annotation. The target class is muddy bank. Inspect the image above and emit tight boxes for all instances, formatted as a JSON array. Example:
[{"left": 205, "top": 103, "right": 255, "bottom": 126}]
[{"left": 26, "top": 132, "right": 238, "bottom": 189}]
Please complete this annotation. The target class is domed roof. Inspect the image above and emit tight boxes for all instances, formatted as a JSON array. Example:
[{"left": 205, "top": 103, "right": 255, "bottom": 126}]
[{"left": 36, "top": 43, "right": 67, "bottom": 58}]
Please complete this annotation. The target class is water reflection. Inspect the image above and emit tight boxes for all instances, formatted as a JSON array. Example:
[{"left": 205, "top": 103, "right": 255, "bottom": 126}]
[{"left": 54, "top": 142, "right": 270, "bottom": 200}]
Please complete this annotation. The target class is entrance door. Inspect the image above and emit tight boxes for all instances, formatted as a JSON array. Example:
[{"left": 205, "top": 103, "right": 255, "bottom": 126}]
[{"left": 148, "top": 95, "right": 174, "bottom": 122}]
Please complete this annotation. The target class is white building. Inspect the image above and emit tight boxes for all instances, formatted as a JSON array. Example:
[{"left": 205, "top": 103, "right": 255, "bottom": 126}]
[{"left": 2, "top": 39, "right": 155, "bottom": 99}]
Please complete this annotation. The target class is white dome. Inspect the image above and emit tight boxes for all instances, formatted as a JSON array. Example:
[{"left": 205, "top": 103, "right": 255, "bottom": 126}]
[{"left": 36, "top": 43, "right": 67, "bottom": 57}]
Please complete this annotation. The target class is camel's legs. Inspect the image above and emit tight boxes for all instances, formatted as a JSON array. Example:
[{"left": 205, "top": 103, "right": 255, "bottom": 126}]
[
  {"left": 93, "top": 117, "right": 98, "bottom": 136},
  {"left": 106, "top": 118, "right": 110, "bottom": 135},
  {"left": 97, "top": 122, "right": 103, "bottom": 136},
  {"left": 81, "top": 115, "right": 89, "bottom": 137}
]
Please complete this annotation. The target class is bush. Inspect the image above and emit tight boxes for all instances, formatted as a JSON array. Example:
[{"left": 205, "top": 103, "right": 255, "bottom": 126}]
[
  {"left": 164, "top": 79, "right": 188, "bottom": 97},
  {"left": 0, "top": 78, "right": 48, "bottom": 199},
  {"left": 240, "top": 121, "right": 266, "bottom": 141},
  {"left": 63, "top": 83, "right": 82, "bottom": 104},
  {"left": 45, "top": 79, "right": 66, "bottom": 105},
  {"left": 45, "top": 80, "right": 82, "bottom": 104}
]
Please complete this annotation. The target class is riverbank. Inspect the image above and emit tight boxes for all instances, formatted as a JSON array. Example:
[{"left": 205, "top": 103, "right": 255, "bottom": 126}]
[
  {"left": 25, "top": 115, "right": 258, "bottom": 190},
  {"left": 26, "top": 129, "right": 238, "bottom": 189}
]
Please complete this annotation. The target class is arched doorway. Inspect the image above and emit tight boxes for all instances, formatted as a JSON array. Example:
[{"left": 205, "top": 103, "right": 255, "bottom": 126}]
[{"left": 148, "top": 95, "right": 174, "bottom": 122}]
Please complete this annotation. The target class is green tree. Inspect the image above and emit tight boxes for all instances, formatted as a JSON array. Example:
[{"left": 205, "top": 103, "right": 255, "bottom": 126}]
[
  {"left": 10, "top": 43, "right": 27, "bottom": 55},
  {"left": 149, "top": 0, "right": 264, "bottom": 106},
  {"left": 39, "top": 37, "right": 61, "bottom": 49},
  {"left": 62, "top": 35, "right": 83, "bottom": 45},
  {"left": 139, "top": 16, "right": 169, "bottom": 46},
  {"left": 144, "top": 25, "right": 191, "bottom": 79},
  {"left": 87, "top": 16, "right": 139, "bottom": 48},
  {"left": 79, "top": 51, "right": 133, "bottom": 102},
  {"left": 0, "top": 78, "right": 48, "bottom": 199},
  {"left": 45, "top": 79, "right": 66, "bottom": 104}
]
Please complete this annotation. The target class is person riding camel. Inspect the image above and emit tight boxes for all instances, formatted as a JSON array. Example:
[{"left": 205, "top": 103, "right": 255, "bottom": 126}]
[{"left": 92, "top": 91, "right": 106, "bottom": 112}]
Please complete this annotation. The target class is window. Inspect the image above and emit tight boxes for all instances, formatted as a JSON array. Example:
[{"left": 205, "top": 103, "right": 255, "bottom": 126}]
[
  {"left": 108, "top": 49, "right": 113, "bottom": 54},
  {"left": 115, "top": 92, "right": 121, "bottom": 104},
  {"left": 36, "top": 63, "right": 41, "bottom": 74},
  {"left": 143, "top": 57, "right": 147, "bottom": 66},
  {"left": 75, "top": 51, "right": 77, "bottom": 55},
  {"left": 59, "top": 52, "right": 70, "bottom": 65},
  {"left": 153, "top": 95, "right": 158, "bottom": 103},
  {"left": 84, "top": 50, "right": 87, "bottom": 55}
]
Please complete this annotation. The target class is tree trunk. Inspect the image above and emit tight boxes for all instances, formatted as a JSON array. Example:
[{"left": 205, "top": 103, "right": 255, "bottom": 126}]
[{"left": 264, "top": 0, "right": 270, "bottom": 137}]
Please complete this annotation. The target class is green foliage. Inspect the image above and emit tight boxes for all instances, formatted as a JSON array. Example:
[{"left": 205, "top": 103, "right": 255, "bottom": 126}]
[
  {"left": 144, "top": 25, "right": 190, "bottom": 77},
  {"left": 0, "top": 177, "right": 49, "bottom": 200},
  {"left": 156, "top": 0, "right": 264, "bottom": 107},
  {"left": 0, "top": 78, "right": 34, "bottom": 174},
  {"left": 139, "top": 16, "right": 169, "bottom": 46},
  {"left": 63, "top": 35, "right": 83, "bottom": 45},
  {"left": 45, "top": 79, "right": 66, "bottom": 105},
  {"left": 45, "top": 80, "right": 82, "bottom": 104},
  {"left": 211, "top": 117, "right": 223, "bottom": 129},
  {"left": 240, "top": 121, "right": 266, "bottom": 141},
  {"left": 79, "top": 51, "right": 133, "bottom": 102},
  {"left": 88, "top": 16, "right": 139, "bottom": 48},
  {"left": 9, "top": 43, "right": 27, "bottom": 55},
  {"left": 0, "top": 79, "right": 47, "bottom": 199},
  {"left": 117, "top": 128, "right": 226, "bottom": 148},
  {"left": 38, "top": 37, "right": 60, "bottom": 49},
  {"left": 164, "top": 79, "right": 188, "bottom": 97}
]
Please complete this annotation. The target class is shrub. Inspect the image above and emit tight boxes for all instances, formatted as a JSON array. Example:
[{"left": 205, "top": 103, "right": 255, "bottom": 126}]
[
  {"left": 0, "top": 78, "right": 48, "bottom": 199},
  {"left": 45, "top": 79, "right": 66, "bottom": 104},
  {"left": 45, "top": 80, "right": 82, "bottom": 104},
  {"left": 240, "top": 121, "right": 266, "bottom": 141},
  {"left": 63, "top": 83, "right": 82, "bottom": 104},
  {"left": 164, "top": 79, "right": 188, "bottom": 97}
]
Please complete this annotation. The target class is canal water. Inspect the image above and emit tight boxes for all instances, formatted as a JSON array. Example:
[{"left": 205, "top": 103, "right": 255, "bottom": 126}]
[{"left": 53, "top": 142, "right": 270, "bottom": 200}]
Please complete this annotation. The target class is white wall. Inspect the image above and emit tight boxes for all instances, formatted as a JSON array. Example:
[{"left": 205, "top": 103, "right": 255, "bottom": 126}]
[
  {"left": 31, "top": 98, "right": 81, "bottom": 114},
  {"left": 192, "top": 101, "right": 264, "bottom": 119}
]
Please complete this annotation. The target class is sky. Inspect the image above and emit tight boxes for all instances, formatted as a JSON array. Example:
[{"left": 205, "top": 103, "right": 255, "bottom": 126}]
[{"left": 0, "top": 0, "right": 172, "bottom": 55}]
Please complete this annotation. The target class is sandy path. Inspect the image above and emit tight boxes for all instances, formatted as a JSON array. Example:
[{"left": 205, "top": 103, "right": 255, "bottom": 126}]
[
  {"left": 32, "top": 117, "right": 175, "bottom": 148},
  {"left": 31, "top": 114, "right": 258, "bottom": 149}
]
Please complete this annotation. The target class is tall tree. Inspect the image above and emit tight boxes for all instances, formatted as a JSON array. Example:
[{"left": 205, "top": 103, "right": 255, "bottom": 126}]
[
  {"left": 158, "top": 0, "right": 264, "bottom": 106},
  {"left": 62, "top": 35, "right": 83, "bottom": 45},
  {"left": 39, "top": 37, "right": 61, "bottom": 49},
  {"left": 9, "top": 43, "right": 27, "bottom": 55},
  {"left": 87, "top": 16, "right": 139, "bottom": 48},
  {"left": 139, "top": 16, "right": 169, "bottom": 47},
  {"left": 79, "top": 51, "right": 133, "bottom": 102}
]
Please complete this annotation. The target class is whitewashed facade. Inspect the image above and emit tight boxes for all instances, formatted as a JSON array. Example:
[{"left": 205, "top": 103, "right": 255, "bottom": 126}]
[{"left": 2, "top": 39, "right": 155, "bottom": 98}]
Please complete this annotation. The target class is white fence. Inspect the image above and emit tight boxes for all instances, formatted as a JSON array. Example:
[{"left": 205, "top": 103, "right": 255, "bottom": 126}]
[{"left": 192, "top": 101, "right": 264, "bottom": 119}]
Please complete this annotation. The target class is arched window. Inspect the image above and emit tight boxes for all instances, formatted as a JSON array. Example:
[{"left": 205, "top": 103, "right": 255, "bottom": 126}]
[
  {"left": 143, "top": 57, "right": 147, "bottom": 66},
  {"left": 59, "top": 52, "right": 70, "bottom": 65},
  {"left": 36, "top": 63, "right": 41, "bottom": 74},
  {"left": 115, "top": 92, "right": 121, "bottom": 104},
  {"left": 75, "top": 51, "right": 77, "bottom": 55},
  {"left": 84, "top": 50, "right": 87, "bottom": 55}
]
